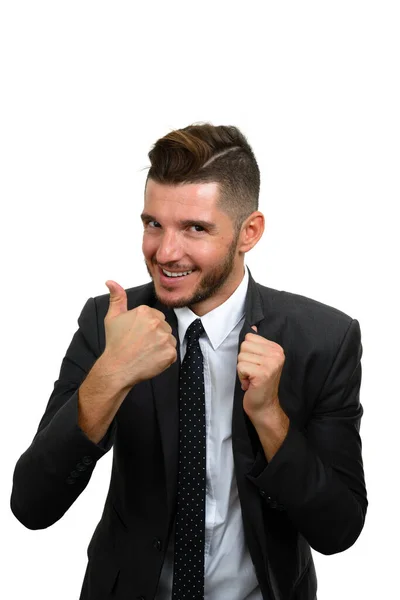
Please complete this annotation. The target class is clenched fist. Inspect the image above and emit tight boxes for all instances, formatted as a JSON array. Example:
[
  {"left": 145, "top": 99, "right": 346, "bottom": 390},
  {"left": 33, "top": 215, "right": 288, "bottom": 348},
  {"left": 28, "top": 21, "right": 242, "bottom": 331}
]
[{"left": 103, "top": 280, "right": 178, "bottom": 389}]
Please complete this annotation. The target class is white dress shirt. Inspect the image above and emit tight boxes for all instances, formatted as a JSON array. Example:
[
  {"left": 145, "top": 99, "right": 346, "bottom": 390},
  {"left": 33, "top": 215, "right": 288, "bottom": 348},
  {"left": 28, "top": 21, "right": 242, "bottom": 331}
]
[{"left": 155, "top": 264, "right": 263, "bottom": 600}]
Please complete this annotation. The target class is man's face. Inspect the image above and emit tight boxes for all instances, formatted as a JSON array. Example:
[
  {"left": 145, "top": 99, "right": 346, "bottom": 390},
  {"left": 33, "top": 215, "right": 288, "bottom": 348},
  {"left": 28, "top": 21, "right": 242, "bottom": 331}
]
[{"left": 141, "top": 179, "right": 245, "bottom": 316}]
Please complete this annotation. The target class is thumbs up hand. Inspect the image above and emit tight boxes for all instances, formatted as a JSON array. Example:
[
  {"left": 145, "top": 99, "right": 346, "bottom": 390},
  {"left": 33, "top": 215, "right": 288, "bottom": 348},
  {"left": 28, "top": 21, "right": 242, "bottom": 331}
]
[{"left": 102, "top": 280, "right": 177, "bottom": 389}]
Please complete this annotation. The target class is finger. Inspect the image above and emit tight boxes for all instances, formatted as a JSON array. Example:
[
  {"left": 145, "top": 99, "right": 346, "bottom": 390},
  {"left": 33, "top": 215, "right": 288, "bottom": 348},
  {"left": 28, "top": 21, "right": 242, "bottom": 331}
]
[
  {"left": 237, "top": 362, "right": 261, "bottom": 387},
  {"left": 159, "top": 320, "right": 173, "bottom": 334},
  {"left": 237, "top": 368, "right": 251, "bottom": 391},
  {"left": 105, "top": 280, "right": 127, "bottom": 318},
  {"left": 239, "top": 349, "right": 264, "bottom": 364},
  {"left": 150, "top": 308, "right": 167, "bottom": 321}
]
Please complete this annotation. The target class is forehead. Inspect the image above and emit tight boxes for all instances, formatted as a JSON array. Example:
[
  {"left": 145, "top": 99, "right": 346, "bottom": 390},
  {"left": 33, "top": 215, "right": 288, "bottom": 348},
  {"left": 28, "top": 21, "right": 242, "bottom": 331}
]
[{"left": 144, "top": 179, "right": 222, "bottom": 216}]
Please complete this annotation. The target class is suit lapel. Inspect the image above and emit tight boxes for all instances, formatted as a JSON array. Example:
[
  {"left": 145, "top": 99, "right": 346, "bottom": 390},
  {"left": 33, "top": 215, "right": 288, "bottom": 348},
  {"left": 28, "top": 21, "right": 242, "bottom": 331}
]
[
  {"left": 150, "top": 301, "right": 181, "bottom": 522},
  {"left": 232, "top": 270, "right": 264, "bottom": 458}
]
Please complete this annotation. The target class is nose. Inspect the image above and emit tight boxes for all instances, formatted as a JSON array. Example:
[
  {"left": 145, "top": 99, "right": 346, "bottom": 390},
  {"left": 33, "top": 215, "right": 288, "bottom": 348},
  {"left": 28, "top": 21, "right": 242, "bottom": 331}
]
[{"left": 155, "top": 230, "right": 184, "bottom": 266}]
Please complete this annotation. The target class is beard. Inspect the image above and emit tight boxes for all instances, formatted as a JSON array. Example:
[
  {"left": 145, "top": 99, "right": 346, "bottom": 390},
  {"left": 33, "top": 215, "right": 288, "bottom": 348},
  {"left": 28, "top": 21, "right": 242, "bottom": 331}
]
[{"left": 145, "top": 232, "right": 240, "bottom": 310}]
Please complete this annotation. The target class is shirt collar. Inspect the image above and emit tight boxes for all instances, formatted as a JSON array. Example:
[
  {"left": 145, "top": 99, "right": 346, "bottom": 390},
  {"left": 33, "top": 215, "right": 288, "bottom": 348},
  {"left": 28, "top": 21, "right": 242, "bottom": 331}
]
[{"left": 174, "top": 264, "right": 249, "bottom": 350}]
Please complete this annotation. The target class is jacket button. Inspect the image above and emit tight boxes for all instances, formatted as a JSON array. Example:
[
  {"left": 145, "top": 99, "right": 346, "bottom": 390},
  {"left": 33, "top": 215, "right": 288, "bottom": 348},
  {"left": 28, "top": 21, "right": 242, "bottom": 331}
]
[
  {"left": 153, "top": 538, "right": 162, "bottom": 551},
  {"left": 71, "top": 470, "right": 80, "bottom": 478},
  {"left": 82, "top": 456, "right": 93, "bottom": 465},
  {"left": 259, "top": 489, "right": 266, "bottom": 497},
  {"left": 66, "top": 477, "right": 76, "bottom": 485},
  {"left": 76, "top": 462, "right": 87, "bottom": 472}
]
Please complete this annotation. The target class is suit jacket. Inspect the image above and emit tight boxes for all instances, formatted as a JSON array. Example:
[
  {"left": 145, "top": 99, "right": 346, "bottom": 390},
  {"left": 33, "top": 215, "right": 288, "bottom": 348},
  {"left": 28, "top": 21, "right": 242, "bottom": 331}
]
[{"left": 10, "top": 268, "right": 367, "bottom": 600}]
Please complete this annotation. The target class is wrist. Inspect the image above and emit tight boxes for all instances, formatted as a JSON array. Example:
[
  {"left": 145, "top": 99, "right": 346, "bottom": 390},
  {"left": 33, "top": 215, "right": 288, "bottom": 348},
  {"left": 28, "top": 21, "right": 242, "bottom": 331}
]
[
  {"left": 248, "top": 397, "right": 282, "bottom": 428},
  {"left": 94, "top": 352, "right": 135, "bottom": 393},
  {"left": 250, "top": 400, "right": 290, "bottom": 462}
]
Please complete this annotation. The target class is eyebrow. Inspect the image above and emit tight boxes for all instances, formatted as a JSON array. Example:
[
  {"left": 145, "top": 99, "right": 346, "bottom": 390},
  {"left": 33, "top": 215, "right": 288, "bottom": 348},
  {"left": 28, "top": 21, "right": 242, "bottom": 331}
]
[{"left": 140, "top": 213, "right": 218, "bottom": 232}]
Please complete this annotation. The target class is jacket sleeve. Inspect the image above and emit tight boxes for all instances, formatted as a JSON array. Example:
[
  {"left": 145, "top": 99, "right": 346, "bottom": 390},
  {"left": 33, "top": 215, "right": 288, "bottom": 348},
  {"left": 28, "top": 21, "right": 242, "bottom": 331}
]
[
  {"left": 246, "top": 318, "right": 367, "bottom": 555},
  {"left": 10, "top": 297, "right": 117, "bottom": 530}
]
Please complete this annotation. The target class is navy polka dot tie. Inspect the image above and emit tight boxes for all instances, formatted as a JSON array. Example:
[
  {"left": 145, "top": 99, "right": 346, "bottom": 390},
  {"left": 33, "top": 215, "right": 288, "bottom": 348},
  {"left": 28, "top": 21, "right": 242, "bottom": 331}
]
[{"left": 172, "top": 318, "right": 206, "bottom": 600}]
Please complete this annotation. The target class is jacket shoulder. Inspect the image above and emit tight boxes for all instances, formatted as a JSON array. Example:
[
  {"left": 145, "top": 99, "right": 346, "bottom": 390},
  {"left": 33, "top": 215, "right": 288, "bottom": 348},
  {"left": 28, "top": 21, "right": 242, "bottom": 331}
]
[{"left": 256, "top": 282, "right": 357, "bottom": 339}]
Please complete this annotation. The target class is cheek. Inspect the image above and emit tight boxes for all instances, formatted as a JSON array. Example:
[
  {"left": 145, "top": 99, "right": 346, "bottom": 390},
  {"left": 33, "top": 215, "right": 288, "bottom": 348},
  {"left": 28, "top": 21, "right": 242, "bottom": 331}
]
[
  {"left": 216, "top": 236, "right": 229, "bottom": 249},
  {"left": 142, "top": 236, "right": 156, "bottom": 256}
]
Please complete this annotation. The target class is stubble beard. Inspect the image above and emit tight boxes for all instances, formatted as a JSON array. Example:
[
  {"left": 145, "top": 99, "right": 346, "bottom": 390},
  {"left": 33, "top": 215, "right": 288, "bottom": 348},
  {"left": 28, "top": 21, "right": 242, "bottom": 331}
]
[{"left": 145, "top": 234, "right": 240, "bottom": 310}]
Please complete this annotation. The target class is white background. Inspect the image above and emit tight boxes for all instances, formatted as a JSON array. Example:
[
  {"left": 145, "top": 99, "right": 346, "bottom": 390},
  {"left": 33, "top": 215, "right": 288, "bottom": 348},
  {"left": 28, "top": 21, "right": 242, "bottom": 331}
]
[{"left": 1, "top": 1, "right": 399, "bottom": 598}]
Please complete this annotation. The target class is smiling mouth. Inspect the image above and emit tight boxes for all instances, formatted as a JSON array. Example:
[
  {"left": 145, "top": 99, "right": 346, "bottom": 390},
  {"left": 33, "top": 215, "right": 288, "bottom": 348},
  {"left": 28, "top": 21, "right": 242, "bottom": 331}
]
[{"left": 157, "top": 264, "right": 197, "bottom": 281}]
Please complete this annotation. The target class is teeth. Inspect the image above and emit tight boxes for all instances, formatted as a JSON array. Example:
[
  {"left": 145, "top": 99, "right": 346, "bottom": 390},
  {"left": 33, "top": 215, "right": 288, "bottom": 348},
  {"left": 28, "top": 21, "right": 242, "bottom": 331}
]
[{"left": 162, "top": 269, "right": 193, "bottom": 277}]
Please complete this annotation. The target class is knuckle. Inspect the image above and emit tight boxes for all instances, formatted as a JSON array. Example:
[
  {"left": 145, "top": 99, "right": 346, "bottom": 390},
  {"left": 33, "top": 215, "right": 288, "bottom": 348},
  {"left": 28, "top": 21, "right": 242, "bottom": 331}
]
[
  {"left": 149, "top": 318, "right": 160, "bottom": 329},
  {"left": 136, "top": 305, "right": 151, "bottom": 317},
  {"left": 160, "top": 330, "right": 170, "bottom": 343}
]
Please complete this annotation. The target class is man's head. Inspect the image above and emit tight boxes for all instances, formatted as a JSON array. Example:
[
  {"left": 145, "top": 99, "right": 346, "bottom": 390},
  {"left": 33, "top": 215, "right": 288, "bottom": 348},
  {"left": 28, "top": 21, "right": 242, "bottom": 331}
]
[{"left": 141, "top": 123, "right": 265, "bottom": 316}]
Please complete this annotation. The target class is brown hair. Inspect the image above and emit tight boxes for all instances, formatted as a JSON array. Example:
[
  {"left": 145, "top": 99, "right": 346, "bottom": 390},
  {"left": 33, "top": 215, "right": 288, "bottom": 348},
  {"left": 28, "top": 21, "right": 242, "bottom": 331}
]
[{"left": 145, "top": 122, "right": 260, "bottom": 238}]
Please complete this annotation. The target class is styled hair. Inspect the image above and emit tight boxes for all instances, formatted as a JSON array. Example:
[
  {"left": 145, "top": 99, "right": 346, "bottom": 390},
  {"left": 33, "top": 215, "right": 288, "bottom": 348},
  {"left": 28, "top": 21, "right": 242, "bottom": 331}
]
[{"left": 145, "top": 122, "right": 260, "bottom": 238}]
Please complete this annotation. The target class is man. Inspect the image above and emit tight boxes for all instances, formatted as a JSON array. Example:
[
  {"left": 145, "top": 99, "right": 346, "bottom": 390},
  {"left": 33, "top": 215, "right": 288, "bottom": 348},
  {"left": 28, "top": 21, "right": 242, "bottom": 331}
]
[{"left": 11, "top": 123, "right": 367, "bottom": 600}]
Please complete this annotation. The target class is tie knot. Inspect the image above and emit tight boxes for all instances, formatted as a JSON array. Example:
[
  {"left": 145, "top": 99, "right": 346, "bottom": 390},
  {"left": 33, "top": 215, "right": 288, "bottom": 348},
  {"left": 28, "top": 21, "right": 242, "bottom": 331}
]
[{"left": 185, "top": 318, "right": 205, "bottom": 348}]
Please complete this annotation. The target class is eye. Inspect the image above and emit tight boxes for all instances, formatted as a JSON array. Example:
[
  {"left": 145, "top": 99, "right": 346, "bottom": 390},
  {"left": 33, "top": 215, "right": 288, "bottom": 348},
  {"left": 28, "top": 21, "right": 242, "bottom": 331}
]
[
  {"left": 145, "top": 221, "right": 205, "bottom": 233},
  {"left": 192, "top": 224, "right": 205, "bottom": 232}
]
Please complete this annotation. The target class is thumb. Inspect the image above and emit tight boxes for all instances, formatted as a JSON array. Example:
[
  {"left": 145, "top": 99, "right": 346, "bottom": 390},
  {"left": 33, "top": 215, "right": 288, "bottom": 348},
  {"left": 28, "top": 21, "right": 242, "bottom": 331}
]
[
  {"left": 105, "top": 280, "right": 127, "bottom": 318},
  {"left": 251, "top": 325, "right": 258, "bottom": 332}
]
